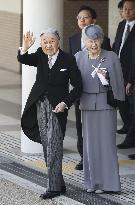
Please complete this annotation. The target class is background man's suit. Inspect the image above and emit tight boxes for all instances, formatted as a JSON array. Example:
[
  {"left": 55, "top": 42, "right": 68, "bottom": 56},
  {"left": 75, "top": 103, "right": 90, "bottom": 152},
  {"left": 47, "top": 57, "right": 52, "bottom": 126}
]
[
  {"left": 113, "top": 20, "right": 135, "bottom": 147},
  {"left": 69, "top": 32, "right": 111, "bottom": 163}
]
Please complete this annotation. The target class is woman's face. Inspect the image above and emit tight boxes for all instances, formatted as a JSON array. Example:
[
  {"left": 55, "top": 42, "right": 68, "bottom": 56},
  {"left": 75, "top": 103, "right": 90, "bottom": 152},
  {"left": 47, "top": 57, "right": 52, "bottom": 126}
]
[{"left": 84, "top": 38, "right": 102, "bottom": 55}]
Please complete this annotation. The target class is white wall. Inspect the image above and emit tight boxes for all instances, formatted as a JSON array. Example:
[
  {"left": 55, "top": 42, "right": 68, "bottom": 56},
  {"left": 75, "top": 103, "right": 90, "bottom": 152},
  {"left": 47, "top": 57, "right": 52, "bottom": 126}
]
[
  {"left": 21, "top": 0, "right": 64, "bottom": 153},
  {"left": 108, "top": 0, "right": 121, "bottom": 45},
  {"left": 0, "top": 0, "right": 22, "bottom": 14}
]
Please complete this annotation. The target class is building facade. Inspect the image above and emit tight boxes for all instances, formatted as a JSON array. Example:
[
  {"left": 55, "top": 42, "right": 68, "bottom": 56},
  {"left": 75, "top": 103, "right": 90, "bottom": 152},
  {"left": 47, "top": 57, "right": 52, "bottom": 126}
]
[{"left": 0, "top": 0, "right": 120, "bottom": 73}]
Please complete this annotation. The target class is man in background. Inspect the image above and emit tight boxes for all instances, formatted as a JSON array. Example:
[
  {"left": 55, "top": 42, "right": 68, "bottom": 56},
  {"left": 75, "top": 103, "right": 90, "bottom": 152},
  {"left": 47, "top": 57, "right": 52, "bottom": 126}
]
[{"left": 113, "top": 0, "right": 135, "bottom": 149}]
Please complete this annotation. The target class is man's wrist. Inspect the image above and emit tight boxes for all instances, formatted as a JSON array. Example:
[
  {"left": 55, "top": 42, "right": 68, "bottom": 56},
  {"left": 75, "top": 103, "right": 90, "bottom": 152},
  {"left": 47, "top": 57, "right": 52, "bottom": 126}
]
[
  {"left": 19, "top": 47, "right": 28, "bottom": 55},
  {"left": 62, "top": 102, "right": 68, "bottom": 109}
]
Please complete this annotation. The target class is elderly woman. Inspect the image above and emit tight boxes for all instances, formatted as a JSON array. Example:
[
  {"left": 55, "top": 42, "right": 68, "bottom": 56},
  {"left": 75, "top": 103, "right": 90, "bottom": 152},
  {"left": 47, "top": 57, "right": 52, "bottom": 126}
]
[
  {"left": 17, "top": 28, "right": 82, "bottom": 199},
  {"left": 75, "top": 25, "right": 125, "bottom": 193}
]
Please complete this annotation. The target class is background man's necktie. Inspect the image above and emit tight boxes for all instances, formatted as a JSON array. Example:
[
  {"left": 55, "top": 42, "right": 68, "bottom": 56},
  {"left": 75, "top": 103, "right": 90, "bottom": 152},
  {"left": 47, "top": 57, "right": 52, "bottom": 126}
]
[
  {"left": 124, "top": 24, "right": 130, "bottom": 43},
  {"left": 48, "top": 56, "right": 52, "bottom": 69}
]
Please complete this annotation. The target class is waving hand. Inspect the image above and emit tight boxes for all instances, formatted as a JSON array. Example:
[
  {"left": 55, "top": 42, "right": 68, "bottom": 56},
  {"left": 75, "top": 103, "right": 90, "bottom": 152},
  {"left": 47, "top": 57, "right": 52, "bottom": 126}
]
[{"left": 22, "top": 31, "right": 36, "bottom": 52}]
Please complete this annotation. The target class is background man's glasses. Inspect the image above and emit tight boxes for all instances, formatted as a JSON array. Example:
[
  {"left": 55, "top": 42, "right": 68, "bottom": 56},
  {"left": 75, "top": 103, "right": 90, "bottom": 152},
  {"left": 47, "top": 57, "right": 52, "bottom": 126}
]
[{"left": 77, "top": 15, "right": 91, "bottom": 20}]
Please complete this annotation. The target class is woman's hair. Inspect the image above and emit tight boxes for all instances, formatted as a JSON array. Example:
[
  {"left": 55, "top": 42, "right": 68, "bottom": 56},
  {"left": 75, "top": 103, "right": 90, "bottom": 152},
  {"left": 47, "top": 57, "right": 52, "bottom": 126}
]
[{"left": 82, "top": 25, "right": 104, "bottom": 41}]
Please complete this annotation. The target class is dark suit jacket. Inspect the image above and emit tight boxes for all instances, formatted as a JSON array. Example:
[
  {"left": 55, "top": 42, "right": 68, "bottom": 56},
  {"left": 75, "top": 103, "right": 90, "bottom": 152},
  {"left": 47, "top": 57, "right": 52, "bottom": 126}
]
[
  {"left": 17, "top": 48, "right": 82, "bottom": 143},
  {"left": 69, "top": 32, "right": 111, "bottom": 56},
  {"left": 112, "top": 20, "right": 135, "bottom": 83}
]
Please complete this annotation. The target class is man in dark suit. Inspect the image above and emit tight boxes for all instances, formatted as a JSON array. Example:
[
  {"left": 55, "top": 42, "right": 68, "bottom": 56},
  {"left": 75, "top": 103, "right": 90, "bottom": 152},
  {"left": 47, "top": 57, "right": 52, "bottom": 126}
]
[
  {"left": 113, "top": 0, "right": 135, "bottom": 148},
  {"left": 69, "top": 5, "right": 111, "bottom": 170},
  {"left": 127, "top": 34, "right": 135, "bottom": 158},
  {"left": 17, "top": 28, "right": 82, "bottom": 199}
]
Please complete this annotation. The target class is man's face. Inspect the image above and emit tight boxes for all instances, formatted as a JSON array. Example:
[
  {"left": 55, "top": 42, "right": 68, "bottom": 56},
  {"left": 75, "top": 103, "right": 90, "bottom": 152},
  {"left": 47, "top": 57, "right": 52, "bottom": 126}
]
[
  {"left": 77, "top": 10, "right": 95, "bottom": 30},
  {"left": 40, "top": 34, "right": 60, "bottom": 56},
  {"left": 123, "top": 1, "right": 135, "bottom": 21}
]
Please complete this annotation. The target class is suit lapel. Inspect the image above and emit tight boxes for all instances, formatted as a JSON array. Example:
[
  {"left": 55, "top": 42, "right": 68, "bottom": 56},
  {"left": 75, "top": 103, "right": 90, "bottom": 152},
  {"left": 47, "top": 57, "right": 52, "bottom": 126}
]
[
  {"left": 39, "top": 49, "right": 50, "bottom": 83},
  {"left": 75, "top": 33, "right": 81, "bottom": 52},
  {"left": 123, "top": 24, "right": 135, "bottom": 46},
  {"left": 51, "top": 49, "right": 64, "bottom": 71},
  {"left": 118, "top": 21, "right": 126, "bottom": 50},
  {"left": 121, "top": 24, "right": 135, "bottom": 53}
]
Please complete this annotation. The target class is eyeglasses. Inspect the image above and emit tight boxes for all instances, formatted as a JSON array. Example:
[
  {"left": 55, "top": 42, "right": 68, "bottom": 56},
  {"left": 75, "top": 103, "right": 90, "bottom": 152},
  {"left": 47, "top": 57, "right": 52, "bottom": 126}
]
[{"left": 77, "top": 15, "right": 91, "bottom": 20}]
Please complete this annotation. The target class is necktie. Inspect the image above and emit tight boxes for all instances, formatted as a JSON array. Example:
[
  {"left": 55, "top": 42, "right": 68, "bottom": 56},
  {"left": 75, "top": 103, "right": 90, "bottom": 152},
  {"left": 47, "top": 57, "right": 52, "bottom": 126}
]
[
  {"left": 124, "top": 24, "right": 130, "bottom": 43},
  {"left": 48, "top": 56, "right": 52, "bottom": 69}
]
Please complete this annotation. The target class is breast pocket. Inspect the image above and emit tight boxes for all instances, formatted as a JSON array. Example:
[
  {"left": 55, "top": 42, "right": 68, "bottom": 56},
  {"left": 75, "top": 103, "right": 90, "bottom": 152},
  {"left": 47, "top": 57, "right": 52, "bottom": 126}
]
[
  {"left": 51, "top": 68, "right": 69, "bottom": 85},
  {"left": 59, "top": 68, "right": 69, "bottom": 76},
  {"left": 60, "top": 69, "right": 68, "bottom": 72}
]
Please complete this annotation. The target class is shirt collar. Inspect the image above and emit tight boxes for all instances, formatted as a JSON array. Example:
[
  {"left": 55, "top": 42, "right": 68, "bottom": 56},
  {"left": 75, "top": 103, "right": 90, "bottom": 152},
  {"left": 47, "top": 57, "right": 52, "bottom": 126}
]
[{"left": 126, "top": 20, "right": 135, "bottom": 30}]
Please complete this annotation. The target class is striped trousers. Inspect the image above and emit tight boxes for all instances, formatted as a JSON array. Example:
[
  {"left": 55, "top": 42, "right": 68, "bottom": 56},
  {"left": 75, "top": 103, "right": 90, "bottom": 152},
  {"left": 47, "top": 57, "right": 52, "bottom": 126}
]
[{"left": 37, "top": 96, "right": 65, "bottom": 191}]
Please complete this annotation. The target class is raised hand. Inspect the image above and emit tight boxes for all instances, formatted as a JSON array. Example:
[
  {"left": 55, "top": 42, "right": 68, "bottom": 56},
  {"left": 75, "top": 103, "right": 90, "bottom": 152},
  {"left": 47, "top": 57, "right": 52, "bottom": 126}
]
[{"left": 22, "top": 31, "right": 36, "bottom": 52}]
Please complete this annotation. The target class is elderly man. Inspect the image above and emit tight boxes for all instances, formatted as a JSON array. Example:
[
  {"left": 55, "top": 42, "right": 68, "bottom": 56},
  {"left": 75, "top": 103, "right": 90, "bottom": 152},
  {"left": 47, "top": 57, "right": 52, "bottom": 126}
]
[{"left": 17, "top": 28, "right": 82, "bottom": 199}]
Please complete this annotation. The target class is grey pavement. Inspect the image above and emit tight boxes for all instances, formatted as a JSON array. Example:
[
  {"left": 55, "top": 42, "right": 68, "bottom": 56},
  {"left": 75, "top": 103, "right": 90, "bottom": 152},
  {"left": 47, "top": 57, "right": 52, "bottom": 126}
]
[{"left": 0, "top": 67, "right": 135, "bottom": 205}]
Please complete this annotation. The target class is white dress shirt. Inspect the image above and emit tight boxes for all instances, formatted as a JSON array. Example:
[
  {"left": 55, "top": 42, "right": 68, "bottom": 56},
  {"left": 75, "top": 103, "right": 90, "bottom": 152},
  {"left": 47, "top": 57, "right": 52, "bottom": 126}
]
[
  {"left": 48, "top": 50, "right": 59, "bottom": 68},
  {"left": 119, "top": 20, "right": 135, "bottom": 57},
  {"left": 81, "top": 37, "right": 85, "bottom": 50}
]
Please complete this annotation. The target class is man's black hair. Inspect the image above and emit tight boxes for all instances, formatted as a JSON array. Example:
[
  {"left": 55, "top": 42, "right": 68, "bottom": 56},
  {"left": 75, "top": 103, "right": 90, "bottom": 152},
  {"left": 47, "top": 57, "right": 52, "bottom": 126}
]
[
  {"left": 118, "top": 1, "right": 124, "bottom": 9},
  {"left": 77, "top": 5, "right": 97, "bottom": 19}
]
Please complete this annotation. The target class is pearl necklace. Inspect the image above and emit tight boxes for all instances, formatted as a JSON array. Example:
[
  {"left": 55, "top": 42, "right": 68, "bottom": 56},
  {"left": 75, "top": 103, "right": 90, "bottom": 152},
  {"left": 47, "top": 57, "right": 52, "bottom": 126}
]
[{"left": 88, "top": 50, "right": 102, "bottom": 59}]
